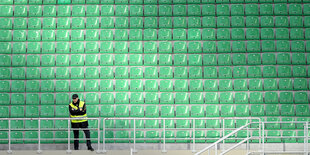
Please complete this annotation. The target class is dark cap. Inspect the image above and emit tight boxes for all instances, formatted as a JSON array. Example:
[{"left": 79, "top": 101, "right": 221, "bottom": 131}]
[{"left": 72, "top": 94, "right": 78, "bottom": 99}]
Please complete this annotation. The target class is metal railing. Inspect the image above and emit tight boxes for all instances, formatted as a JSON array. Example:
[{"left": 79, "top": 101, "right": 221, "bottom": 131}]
[{"left": 0, "top": 117, "right": 309, "bottom": 155}]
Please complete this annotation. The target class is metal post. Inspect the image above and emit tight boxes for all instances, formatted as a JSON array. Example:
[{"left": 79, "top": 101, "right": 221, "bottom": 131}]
[
  {"left": 222, "top": 119, "right": 225, "bottom": 151},
  {"left": 304, "top": 122, "right": 309, "bottom": 155},
  {"left": 7, "top": 119, "right": 12, "bottom": 154},
  {"left": 259, "top": 119, "right": 261, "bottom": 153},
  {"left": 103, "top": 119, "right": 106, "bottom": 153},
  {"left": 133, "top": 119, "right": 137, "bottom": 152},
  {"left": 262, "top": 122, "right": 265, "bottom": 155},
  {"left": 97, "top": 118, "right": 100, "bottom": 153},
  {"left": 67, "top": 119, "right": 71, "bottom": 153},
  {"left": 247, "top": 126, "right": 249, "bottom": 155},
  {"left": 192, "top": 119, "right": 196, "bottom": 153},
  {"left": 215, "top": 142, "right": 218, "bottom": 155},
  {"left": 37, "top": 119, "right": 42, "bottom": 154},
  {"left": 307, "top": 122, "right": 309, "bottom": 155},
  {"left": 162, "top": 119, "right": 167, "bottom": 153}
]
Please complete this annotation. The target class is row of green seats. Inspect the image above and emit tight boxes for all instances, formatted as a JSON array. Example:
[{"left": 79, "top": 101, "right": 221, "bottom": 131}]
[
  {"left": 2, "top": 53, "right": 310, "bottom": 67},
  {"left": 1, "top": 78, "right": 310, "bottom": 92},
  {"left": 1, "top": 41, "right": 309, "bottom": 54},
  {"left": 2, "top": 16, "right": 310, "bottom": 30},
  {"left": 1, "top": 118, "right": 308, "bottom": 129},
  {"left": 1, "top": 0, "right": 309, "bottom": 5},
  {"left": 0, "top": 65, "right": 309, "bottom": 80},
  {"left": 0, "top": 90, "right": 309, "bottom": 105},
  {"left": 1, "top": 130, "right": 308, "bottom": 144},
  {"left": 1, "top": 104, "right": 310, "bottom": 118},
  {"left": 1, "top": 4, "right": 309, "bottom": 17},
  {"left": 1, "top": 28, "right": 310, "bottom": 41}
]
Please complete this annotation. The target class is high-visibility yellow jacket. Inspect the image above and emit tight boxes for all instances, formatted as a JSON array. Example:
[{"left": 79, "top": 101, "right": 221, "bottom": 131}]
[{"left": 69, "top": 101, "right": 87, "bottom": 123}]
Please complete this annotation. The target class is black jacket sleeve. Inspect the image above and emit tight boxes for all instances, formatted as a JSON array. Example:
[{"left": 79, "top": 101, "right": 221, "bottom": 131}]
[{"left": 69, "top": 103, "right": 86, "bottom": 116}]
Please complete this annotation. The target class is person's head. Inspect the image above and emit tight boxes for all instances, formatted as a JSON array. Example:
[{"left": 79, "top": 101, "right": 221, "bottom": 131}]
[{"left": 72, "top": 94, "right": 79, "bottom": 103}]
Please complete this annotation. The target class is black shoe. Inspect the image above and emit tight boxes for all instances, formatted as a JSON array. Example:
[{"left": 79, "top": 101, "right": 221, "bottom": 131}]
[
  {"left": 88, "top": 147, "right": 94, "bottom": 151},
  {"left": 74, "top": 148, "right": 79, "bottom": 150}
]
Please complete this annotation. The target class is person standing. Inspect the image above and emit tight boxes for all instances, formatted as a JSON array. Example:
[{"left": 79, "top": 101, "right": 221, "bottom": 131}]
[{"left": 69, "top": 94, "right": 94, "bottom": 151}]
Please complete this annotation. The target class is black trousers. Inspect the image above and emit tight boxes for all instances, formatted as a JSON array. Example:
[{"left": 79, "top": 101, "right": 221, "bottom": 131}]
[{"left": 71, "top": 121, "right": 91, "bottom": 149}]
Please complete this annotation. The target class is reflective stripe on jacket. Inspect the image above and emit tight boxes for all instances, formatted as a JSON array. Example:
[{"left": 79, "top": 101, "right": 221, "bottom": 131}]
[{"left": 69, "top": 101, "right": 87, "bottom": 123}]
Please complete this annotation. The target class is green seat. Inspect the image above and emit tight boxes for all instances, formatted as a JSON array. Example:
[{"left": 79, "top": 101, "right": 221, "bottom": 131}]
[
  {"left": 250, "top": 92, "right": 263, "bottom": 104},
  {"left": 173, "top": 17, "right": 186, "bottom": 28},
  {"left": 29, "top": 5, "right": 42, "bottom": 16},
  {"left": 218, "top": 54, "right": 231, "bottom": 66},
  {"left": 114, "top": 79, "right": 128, "bottom": 91},
  {"left": 264, "top": 92, "right": 278, "bottom": 104},
  {"left": 159, "top": 67, "right": 173, "bottom": 79},
  {"left": 249, "top": 79, "right": 263, "bottom": 91},
  {"left": 130, "top": 105, "right": 144, "bottom": 117},
  {"left": 206, "top": 119, "right": 220, "bottom": 128},
  {"left": 129, "top": 54, "right": 142, "bottom": 66},
  {"left": 248, "top": 66, "right": 262, "bottom": 78},
  {"left": 12, "top": 55, "right": 26, "bottom": 67},
  {"left": 235, "top": 92, "right": 248, "bottom": 104},
  {"left": 144, "top": 67, "right": 158, "bottom": 79},
  {"left": 267, "top": 131, "right": 281, "bottom": 143},
  {"left": 85, "top": 80, "right": 99, "bottom": 91},
  {"left": 175, "top": 92, "right": 189, "bottom": 104},
  {"left": 25, "top": 120, "right": 38, "bottom": 129},
  {"left": 174, "top": 80, "right": 188, "bottom": 92},
  {"left": 159, "top": 17, "right": 172, "bottom": 28},
  {"left": 0, "top": 81, "right": 10, "bottom": 92},
  {"left": 266, "top": 104, "right": 280, "bottom": 116},
  {"left": 279, "top": 79, "right": 293, "bottom": 90},
  {"left": 206, "top": 131, "right": 220, "bottom": 143},
  {"left": 0, "top": 131, "right": 8, "bottom": 144},
  {"left": 232, "top": 54, "right": 246, "bottom": 65},
  {"left": 296, "top": 105, "right": 310, "bottom": 116},
  {"left": 233, "top": 67, "right": 247, "bottom": 78},
  {"left": 116, "top": 119, "right": 129, "bottom": 129},
  {"left": 236, "top": 105, "right": 249, "bottom": 117},
  {"left": 205, "top": 93, "right": 219, "bottom": 104},
  {"left": 219, "top": 80, "right": 233, "bottom": 91},
  {"left": 0, "top": 106, "right": 9, "bottom": 118},
  {"left": 190, "top": 92, "right": 204, "bottom": 104},
  {"left": 100, "top": 80, "right": 113, "bottom": 92},
  {"left": 115, "top": 67, "right": 128, "bottom": 79},
  {"left": 161, "top": 105, "right": 174, "bottom": 117},
  {"left": 221, "top": 105, "right": 234, "bottom": 117},
  {"left": 26, "top": 93, "right": 39, "bottom": 105},
  {"left": 11, "top": 80, "right": 24, "bottom": 92},
  {"left": 280, "top": 105, "right": 295, "bottom": 116},
  {"left": 100, "top": 93, "right": 114, "bottom": 104},
  {"left": 144, "top": 41, "right": 157, "bottom": 53},
  {"left": 40, "top": 105, "right": 55, "bottom": 117},
  {"left": 203, "top": 55, "right": 217, "bottom": 66},
  {"left": 236, "top": 120, "right": 249, "bottom": 128},
  {"left": 283, "top": 130, "right": 296, "bottom": 143},
  {"left": 145, "top": 105, "right": 159, "bottom": 118},
  {"left": 145, "top": 131, "right": 160, "bottom": 143},
  {"left": 160, "top": 93, "right": 173, "bottom": 104},
  {"left": 55, "top": 105, "right": 69, "bottom": 118},
  {"left": 191, "top": 105, "right": 204, "bottom": 117},
  {"left": 11, "top": 131, "right": 23, "bottom": 144},
  {"left": 40, "top": 131, "right": 54, "bottom": 144},
  {"left": 175, "top": 105, "right": 189, "bottom": 117},
  {"left": 174, "top": 54, "right": 187, "bottom": 66},
  {"left": 130, "top": 93, "right": 144, "bottom": 103},
  {"left": 263, "top": 66, "right": 277, "bottom": 78},
  {"left": 219, "top": 67, "right": 232, "bottom": 79},
  {"left": 55, "top": 93, "right": 69, "bottom": 105},
  {"left": 204, "top": 80, "right": 218, "bottom": 91},
  {"left": 11, "top": 93, "right": 24, "bottom": 105},
  {"left": 220, "top": 92, "right": 233, "bottom": 104},
  {"left": 295, "top": 92, "right": 308, "bottom": 104},
  {"left": 291, "top": 41, "right": 305, "bottom": 52},
  {"left": 0, "top": 93, "right": 9, "bottom": 105},
  {"left": 0, "top": 42, "right": 11, "bottom": 54},
  {"left": 54, "top": 131, "right": 68, "bottom": 143},
  {"left": 10, "top": 106, "right": 24, "bottom": 118},
  {"left": 145, "top": 93, "right": 159, "bottom": 104},
  {"left": 176, "top": 131, "right": 190, "bottom": 143},
  {"left": 189, "top": 67, "right": 202, "bottom": 79},
  {"left": 277, "top": 53, "right": 290, "bottom": 65},
  {"left": 115, "top": 105, "right": 129, "bottom": 117},
  {"left": 87, "top": 105, "right": 99, "bottom": 117},
  {"left": 292, "top": 53, "right": 306, "bottom": 65},
  {"left": 100, "top": 105, "right": 114, "bottom": 117},
  {"left": 144, "top": 17, "right": 157, "bottom": 28},
  {"left": 234, "top": 79, "right": 247, "bottom": 91},
  {"left": 246, "top": 16, "right": 259, "bottom": 27},
  {"left": 246, "top": 41, "right": 260, "bottom": 52},
  {"left": 281, "top": 117, "right": 295, "bottom": 129},
  {"left": 251, "top": 104, "right": 264, "bottom": 116},
  {"left": 279, "top": 92, "right": 293, "bottom": 104},
  {"left": 190, "top": 80, "right": 203, "bottom": 92},
  {"left": 266, "top": 117, "right": 280, "bottom": 129}
]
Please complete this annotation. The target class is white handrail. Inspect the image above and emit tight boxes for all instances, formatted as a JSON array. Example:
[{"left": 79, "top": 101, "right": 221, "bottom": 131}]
[{"left": 194, "top": 122, "right": 253, "bottom": 155}]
